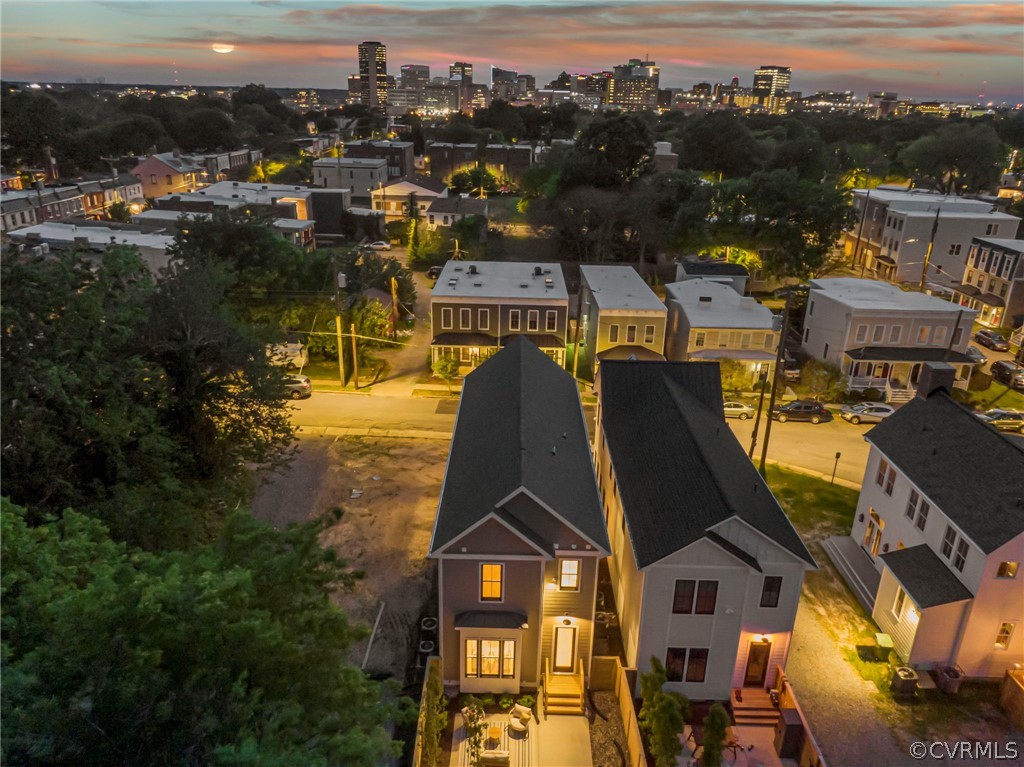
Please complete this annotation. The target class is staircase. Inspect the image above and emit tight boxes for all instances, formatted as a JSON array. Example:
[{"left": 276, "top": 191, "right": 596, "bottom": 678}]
[
  {"left": 730, "top": 687, "right": 778, "bottom": 727},
  {"left": 885, "top": 381, "right": 915, "bottom": 404},
  {"left": 542, "top": 658, "right": 585, "bottom": 715}
]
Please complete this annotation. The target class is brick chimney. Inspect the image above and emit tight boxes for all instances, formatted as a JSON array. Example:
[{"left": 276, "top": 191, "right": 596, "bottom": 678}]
[{"left": 916, "top": 361, "right": 956, "bottom": 399}]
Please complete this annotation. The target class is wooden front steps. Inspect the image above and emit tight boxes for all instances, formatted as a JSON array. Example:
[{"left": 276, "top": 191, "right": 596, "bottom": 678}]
[
  {"left": 730, "top": 687, "right": 779, "bottom": 727},
  {"left": 543, "top": 658, "right": 585, "bottom": 715}
]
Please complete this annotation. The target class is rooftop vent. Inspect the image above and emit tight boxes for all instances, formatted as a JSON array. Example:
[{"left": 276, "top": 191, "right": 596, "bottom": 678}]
[
  {"left": 543, "top": 268, "right": 552, "bottom": 274},
  {"left": 453, "top": 265, "right": 464, "bottom": 271},
  {"left": 545, "top": 278, "right": 554, "bottom": 287},
  {"left": 520, "top": 282, "right": 529, "bottom": 288},
  {"left": 232, "top": 181, "right": 239, "bottom": 187},
  {"left": 473, "top": 281, "right": 482, "bottom": 287},
  {"left": 448, "top": 278, "right": 458, "bottom": 286},
  {"left": 698, "top": 295, "right": 712, "bottom": 303},
  {"left": 468, "top": 264, "right": 478, "bottom": 275},
  {"left": 533, "top": 266, "right": 543, "bottom": 276}
]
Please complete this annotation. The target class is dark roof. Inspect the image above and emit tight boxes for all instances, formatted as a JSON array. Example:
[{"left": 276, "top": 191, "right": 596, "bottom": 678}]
[
  {"left": 596, "top": 345, "right": 666, "bottom": 362},
  {"left": 386, "top": 174, "right": 448, "bottom": 194},
  {"left": 599, "top": 361, "right": 815, "bottom": 569},
  {"left": 680, "top": 258, "right": 748, "bottom": 276},
  {"left": 880, "top": 545, "right": 973, "bottom": 608},
  {"left": 455, "top": 611, "right": 529, "bottom": 629},
  {"left": 845, "top": 346, "right": 974, "bottom": 364},
  {"left": 429, "top": 337, "right": 610, "bottom": 555},
  {"left": 866, "top": 391, "right": 1024, "bottom": 553},
  {"left": 431, "top": 332, "right": 498, "bottom": 346},
  {"left": 427, "top": 196, "right": 488, "bottom": 215},
  {"left": 500, "top": 333, "right": 565, "bottom": 349},
  {"left": 951, "top": 284, "right": 1005, "bottom": 307}
]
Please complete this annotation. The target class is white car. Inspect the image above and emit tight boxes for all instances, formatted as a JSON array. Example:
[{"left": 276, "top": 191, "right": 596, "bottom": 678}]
[
  {"left": 839, "top": 402, "right": 895, "bottom": 424},
  {"left": 367, "top": 241, "right": 392, "bottom": 251},
  {"left": 723, "top": 401, "right": 756, "bottom": 420}
]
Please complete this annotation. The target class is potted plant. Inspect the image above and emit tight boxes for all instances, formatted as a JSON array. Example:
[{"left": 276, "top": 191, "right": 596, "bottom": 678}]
[{"left": 461, "top": 695, "right": 486, "bottom": 766}]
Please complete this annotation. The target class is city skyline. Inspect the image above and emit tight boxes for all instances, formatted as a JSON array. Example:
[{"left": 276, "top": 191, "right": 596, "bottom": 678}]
[{"left": 1, "top": 1, "right": 1022, "bottom": 102}]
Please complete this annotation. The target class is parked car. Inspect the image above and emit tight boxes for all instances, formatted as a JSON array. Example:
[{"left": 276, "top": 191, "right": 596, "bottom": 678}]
[
  {"left": 991, "top": 360, "right": 1024, "bottom": 390},
  {"left": 723, "top": 401, "right": 756, "bottom": 420},
  {"left": 282, "top": 374, "right": 312, "bottom": 400},
  {"left": 965, "top": 346, "right": 988, "bottom": 364},
  {"left": 976, "top": 409, "right": 1024, "bottom": 433},
  {"left": 839, "top": 402, "right": 895, "bottom": 424},
  {"left": 783, "top": 363, "right": 801, "bottom": 382},
  {"left": 426, "top": 265, "right": 443, "bottom": 280},
  {"left": 771, "top": 400, "right": 832, "bottom": 424},
  {"left": 366, "top": 241, "right": 392, "bottom": 251},
  {"left": 974, "top": 328, "right": 1010, "bottom": 351}
]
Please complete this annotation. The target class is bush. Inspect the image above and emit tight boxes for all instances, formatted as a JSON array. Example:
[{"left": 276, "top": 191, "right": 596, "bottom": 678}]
[
  {"left": 499, "top": 694, "right": 514, "bottom": 710},
  {"left": 516, "top": 694, "right": 535, "bottom": 709},
  {"left": 701, "top": 703, "right": 731, "bottom": 767},
  {"left": 421, "top": 660, "right": 448, "bottom": 767},
  {"left": 479, "top": 694, "right": 496, "bottom": 707},
  {"left": 968, "top": 369, "right": 993, "bottom": 391},
  {"left": 862, "top": 387, "right": 884, "bottom": 402}
]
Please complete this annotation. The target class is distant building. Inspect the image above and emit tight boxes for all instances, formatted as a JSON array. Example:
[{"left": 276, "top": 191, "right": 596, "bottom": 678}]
[
  {"left": 358, "top": 41, "right": 388, "bottom": 110},
  {"left": 483, "top": 144, "right": 533, "bottom": 186},
  {"left": 674, "top": 256, "right": 749, "bottom": 295},
  {"left": 131, "top": 208, "right": 315, "bottom": 251},
  {"left": 606, "top": 59, "right": 659, "bottom": 110},
  {"left": 421, "top": 83, "right": 460, "bottom": 113},
  {"left": 131, "top": 151, "right": 207, "bottom": 198},
  {"left": 425, "top": 143, "right": 478, "bottom": 182},
  {"left": 951, "top": 237, "right": 1024, "bottom": 329},
  {"left": 425, "top": 195, "right": 489, "bottom": 230},
  {"left": 1, "top": 172, "right": 23, "bottom": 191},
  {"left": 343, "top": 139, "right": 415, "bottom": 180},
  {"left": 312, "top": 157, "right": 388, "bottom": 200},
  {"left": 346, "top": 74, "right": 362, "bottom": 103},
  {"left": 400, "top": 64, "right": 430, "bottom": 92},
  {"left": 653, "top": 142, "right": 678, "bottom": 173},
  {"left": 8, "top": 221, "right": 174, "bottom": 274},
  {"left": 752, "top": 65, "right": 791, "bottom": 114}
]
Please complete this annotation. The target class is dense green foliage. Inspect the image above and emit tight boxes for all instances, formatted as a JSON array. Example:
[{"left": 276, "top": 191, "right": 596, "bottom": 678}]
[
  {"left": 701, "top": 703, "right": 732, "bottom": 767},
  {"left": 1, "top": 499, "right": 406, "bottom": 766},
  {"left": 638, "top": 657, "right": 689, "bottom": 767},
  {"left": 420, "top": 659, "right": 448, "bottom": 767}
]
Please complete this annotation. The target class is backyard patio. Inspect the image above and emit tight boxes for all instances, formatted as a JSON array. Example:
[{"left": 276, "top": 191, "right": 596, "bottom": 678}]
[
  {"left": 680, "top": 724, "right": 800, "bottom": 767},
  {"left": 448, "top": 710, "right": 593, "bottom": 767}
]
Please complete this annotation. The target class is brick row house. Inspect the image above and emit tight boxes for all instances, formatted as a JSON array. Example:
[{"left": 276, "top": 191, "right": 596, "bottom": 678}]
[{"left": 950, "top": 237, "right": 1024, "bottom": 330}]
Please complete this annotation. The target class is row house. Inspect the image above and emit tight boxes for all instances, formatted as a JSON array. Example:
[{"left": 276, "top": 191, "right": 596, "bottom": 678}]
[
  {"left": 801, "top": 277, "right": 977, "bottom": 402},
  {"left": 132, "top": 209, "right": 314, "bottom": 251},
  {"left": 131, "top": 152, "right": 208, "bottom": 199},
  {"left": 0, "top": 185, "right": 85, "bottom": 233},
  {"left": 578, "top": 265, "right": 667, "bottom": 378},
  {"left": 842, "top": 187, "right": 1020, "bottom": 287},
  {"left": 371, "top": 175, "right": 448, "bottom": 221},
  {"left": 674, "top": 256, "right": 749, "bottom": 295},
  {"left": 312, "top": 157, "right": 388, "bottom": 201},
  {"left": 596, "top": 361, "right": 816, "bottom": 700},
  {"left": 831, "top": 363, "right": 1023, "bottom": 679},
  {"left": 425, "top": 143, "right": 478, "bottom": 182},
  {"left": 951, "top": 237, "right": 1024, "bottom": 330},
  {"left": 184, "top": 147, "right": 263, "bottom": 181},
  {"left": 1, "top": 172, "right": 24, "bottom": 191},
  {"left": 430, "top": 261, "right": 569, "bottom": 372},
  {"left": 483, "top": 144, "right": 534, "bottom": 187},
  {"left": 8, "top": 222, "right": 174, "bottom": 275},
  {"left": 428, "top": 338, "right": 610, "bottom": 714},
  {"left": 424, "top": 195, "right": 488, "bottom": 230},
  {"left": 665, "top": 279, "right": 778, "bottom": 385},
  {"left": 343, "top": 139, "right": 416, "bottom": 180}
]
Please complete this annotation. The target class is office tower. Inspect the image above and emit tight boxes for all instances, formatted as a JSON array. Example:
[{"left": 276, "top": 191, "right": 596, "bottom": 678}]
[
  {"left": 400, "top": 64, "right": 430, "bottom": 92},
  {"left": 753, "top": 65, "right": 791, "bottom": 114},
  {"left": 358, "top": 41, "right": 388, "bottom": 110},
  {"left": 347, "top": 74, "right": 362, "bottom": 102},
  {"left": 607, "top": 58, "right": 659, "bottom": 110},
  {"left": 449, "top": 61, "right": 474, "bottom": 83}
]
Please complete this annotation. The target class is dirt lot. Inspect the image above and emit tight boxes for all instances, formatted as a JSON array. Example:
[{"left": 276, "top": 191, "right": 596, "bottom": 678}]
[{"left": 251, "top": 435, "right": 449, "bottom": 680}]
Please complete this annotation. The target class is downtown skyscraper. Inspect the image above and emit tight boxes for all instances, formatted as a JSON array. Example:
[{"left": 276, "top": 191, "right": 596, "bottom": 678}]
[{"left": 358, "top": 41, "right": 388, "bottom": 110}]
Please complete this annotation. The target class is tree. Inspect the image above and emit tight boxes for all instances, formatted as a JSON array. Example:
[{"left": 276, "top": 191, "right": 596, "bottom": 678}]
[
  {"left": 449, "top": 167, "right": 500, "bottom": 195},
  {"left": 572, "top": 113, "right": 655, "bottom": 187},
  {"left": 107, "top": 200, "right": 132, "bottom": 223},
  {"left": 408, "top": 219, "right": 424, "bottom": 267},
  {"left": 1, "top": 499, "right": 407, "bottom": 766},
  {"left": 719, "top": 358, "right": 752, "bottom": 396},
  {"left": 432, "top": 354, "right": 460, "bottom": 393},
  {"left": 899, "top": 122, "right": 1005, "bottom": 193},
  {"left": 421, "top": 659, "right": 448, "bottom": 767},
  {"left": 638, "top": 658, "right": 689, "bottom": 767},
  {"left": 461, "top": 696, "right": 486, "bottom": 767},
  {"left": 678, "top": 112, "right": 766, "bottom": 179},
  {"left": 701, "top": 703, "right": 731, "bottom": 767},
  {"left": 803, "top": 359, "right": 847, "bottom": 402}
]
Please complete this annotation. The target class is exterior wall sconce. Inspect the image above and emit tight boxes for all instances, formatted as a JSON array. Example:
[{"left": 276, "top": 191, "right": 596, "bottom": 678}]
[
  {"left": 858, "top": 513, "right": 865, "bottom": 522},
  {"left": 882, "top": 543, "right": 890, "bottom": 553}
]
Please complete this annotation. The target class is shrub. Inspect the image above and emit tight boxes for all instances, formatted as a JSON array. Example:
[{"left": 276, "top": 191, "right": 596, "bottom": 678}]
[
  {"left": 968, "top": 369, "right": 993, "bottom": 392},
  {"left": 421, "top": 660, "right": 448, "bottom": 767},
  {"left": 701, "top": 703, "right": 731, "bottom": 767},
  {"left": 479, "top": 694, "right": 496, "bottom": 707},
  {"left": 498, "top": 694, "right": 514, "bottom": 710},
  {"left": 862, "top": 387, "right": 884, "bottom": 402},
  {"left": 516, "top": 694, "right": 535, "bottom": 709}
]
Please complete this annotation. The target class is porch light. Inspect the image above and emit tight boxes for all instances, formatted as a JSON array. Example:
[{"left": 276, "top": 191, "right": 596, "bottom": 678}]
[
  {"left": 521, "top": 622, "right": 529, "bottom": 629},
  {"left": 754, "top": 634, "right": 770, "bottom": 643}
]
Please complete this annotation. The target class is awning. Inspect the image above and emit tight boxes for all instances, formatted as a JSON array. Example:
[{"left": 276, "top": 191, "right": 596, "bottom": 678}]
[
  {"left": 596, "top": 345, "right": 666, "bottom": 362},
  {"left": 432, "top": 332, "right": 499, "bottom": 347},
  {"left": 688, "top": 349, "right": 777, "bottom": 362},
  {"left": 454, "top": 611, "right": 529, "bottom": 630},
  {"left": 951, "top": 284, "right": 1006, "bottom": 307},
  {"left": 873, "top": 255, "right": 896, "bottom": 266},
  {"left": 500, "top": 333, "right": 565, "bottom": 349},
  {"left": 845, "top": 346, "right": 974, "bottom": 364},
  {"left": 880, "top": 545, "right": 973, "bottom": 609}
]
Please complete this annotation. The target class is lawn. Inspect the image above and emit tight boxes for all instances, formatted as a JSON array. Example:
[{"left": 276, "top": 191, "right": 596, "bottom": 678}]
[{"left": 961, "top": 381, "right": 1024, "bottom": 411}]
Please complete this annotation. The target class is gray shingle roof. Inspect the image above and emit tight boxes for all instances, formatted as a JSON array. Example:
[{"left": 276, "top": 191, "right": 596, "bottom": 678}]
[
  {"left": 599, "top": 361, "right": 815, "bottom": 569},
  {"left": 880, "top": 545, "right": 973, "bottom": 608},
  {"left": 429, "top": 337, "right": 610, "bottom": 556},
  {"left": 866, "top": 391, "right": 1024, "bottom": 553}
]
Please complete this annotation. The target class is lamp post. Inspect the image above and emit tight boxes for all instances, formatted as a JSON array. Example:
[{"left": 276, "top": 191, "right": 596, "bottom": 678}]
[{"left": 335, "top": 271, "right": 347, "bottom": 388}]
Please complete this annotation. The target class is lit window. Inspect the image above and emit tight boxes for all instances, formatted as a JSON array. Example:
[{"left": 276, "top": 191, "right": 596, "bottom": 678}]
[
  {"left": 502, "top": 640, "right": 516, "bottom": 677},
  {"left": 559, "top": 559, "right": 580, "bottom": 590},
  {"left": 893, "top": 586, "right": 907, "bottom": 619},
  {"left": 996, "top": 622, "right": 1014, "bottom": 649},
  {"left": 481, "top": 563, "right": 503, "bottom": 601},
  {"left": 480, "top": 640, "right": 500, "bottom": 676},
  {"left": 997, "top": 562, "right": 1019, "bottom": 578},
  {"left": 465, "top": 639, "right": 478, "bottom": 676}
]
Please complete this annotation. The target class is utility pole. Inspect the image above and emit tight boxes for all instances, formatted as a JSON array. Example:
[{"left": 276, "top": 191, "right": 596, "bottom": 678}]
[
  {"left": 335, "top": 269, "right": 347, "bottom": 388},
  {"left": 854, "top": 185, "right": 872, "bottom": 278},
  {"left": 759, "top": 293, "right": 792, "bottom": 475},
  {"left": 919, "top": 208, "right": 941, "bottom": 292},
  {"left": 750, "top": 307, "right": 785, "bottom": 458},
  {"left": 350, "top": 322, "right": 359, "bottom": 390}
]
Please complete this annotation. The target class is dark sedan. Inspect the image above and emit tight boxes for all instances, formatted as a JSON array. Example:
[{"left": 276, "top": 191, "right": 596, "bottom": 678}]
[
  {"left": 974, "top": 329, "right": 1010, "bottom": 351},
  {"left": 771, "top": 400, "right": 832, "bottom": 424}
]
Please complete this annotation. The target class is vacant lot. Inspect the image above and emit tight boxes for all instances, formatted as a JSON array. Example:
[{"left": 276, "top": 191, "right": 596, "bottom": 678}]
[{"left": 252, "top": 435, "right": 449, "bottom": 680}]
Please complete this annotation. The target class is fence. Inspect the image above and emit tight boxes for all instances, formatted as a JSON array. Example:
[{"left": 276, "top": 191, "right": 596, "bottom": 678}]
[
  {"left": 411, "top": 656, "right": 441, "bottom": 767},
  {"left": 1000, "top": 668, "right": 1024, "bottom": 731},
  {"left": 592, "top": 656, "right": 648, "bottom": 767},
  {"left": 773, "top": 665, "right": 829, "bottom": 767}
]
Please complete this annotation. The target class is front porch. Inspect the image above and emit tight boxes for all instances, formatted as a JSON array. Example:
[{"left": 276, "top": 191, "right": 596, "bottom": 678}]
[{"left": 844, "top": 350, "right": 973, "bottom": 402}]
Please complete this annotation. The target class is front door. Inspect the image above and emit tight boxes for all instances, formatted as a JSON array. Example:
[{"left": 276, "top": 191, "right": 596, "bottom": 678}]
[
  {"left": 744, "top": 640, "right": 772, "bottom": 687},
  {"left": 552, "top": 625, "right": 576, "bottom": 672}
]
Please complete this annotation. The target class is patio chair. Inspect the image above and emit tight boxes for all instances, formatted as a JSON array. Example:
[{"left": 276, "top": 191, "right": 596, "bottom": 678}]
[{"left": 508, "top": 703, "right": 531, "bottom": 737}]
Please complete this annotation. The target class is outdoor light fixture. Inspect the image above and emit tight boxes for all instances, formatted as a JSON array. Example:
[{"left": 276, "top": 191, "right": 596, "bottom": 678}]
[
  {"left": 562, "top": 618, "right": 572, "bottom": 626},
  {"left": 858, "top": 513, "right": 865, "bottom": 522},
  {"left": 520, "top": 622, "right": 529, "bottom": 630}
]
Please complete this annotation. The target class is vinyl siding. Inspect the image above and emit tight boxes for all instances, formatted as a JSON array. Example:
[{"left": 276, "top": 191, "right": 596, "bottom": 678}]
[{"left": 540, "top": 556, "right": 599, "bottom": 676}]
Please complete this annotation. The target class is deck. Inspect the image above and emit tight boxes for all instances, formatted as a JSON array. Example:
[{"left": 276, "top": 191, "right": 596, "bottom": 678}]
[
  {"left": 449, "top": 709, "right": 593, "bottom": 767},
  {"left": 450, "top": 712, "right": 537, "bottom": 767}
]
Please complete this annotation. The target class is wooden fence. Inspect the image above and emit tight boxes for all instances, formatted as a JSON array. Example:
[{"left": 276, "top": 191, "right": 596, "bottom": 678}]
[
  {"left": 593, "top": 656, "right": 648, "bottom": 767},
  {"left": 773, "top": 665, "right": 829, "bottom": 767},
  {"left": 411, "top": 657, "right": 441, "bottom": 767}
]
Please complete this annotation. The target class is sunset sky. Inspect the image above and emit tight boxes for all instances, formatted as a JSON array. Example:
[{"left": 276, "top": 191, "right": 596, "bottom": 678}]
[{"left": 2, "top": 0, "right": 1021, "bottom": 101}]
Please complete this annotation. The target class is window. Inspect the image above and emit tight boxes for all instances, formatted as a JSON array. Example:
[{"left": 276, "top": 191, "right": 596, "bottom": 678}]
[
  {"left": 429, "top": 214, "right": 435, "bottom": 224},
  {"left": 694, "top": 331, "right": 705, "bottom": 348},
  {"left": 884, "top": 467, "right": 896, "bottom": 496},
  {"left": 855, "top": 324, "right": 868, "bottom": 343},
  {"left": 480, "top": 563, "right": 503, "bottom": 601},
  {"left": 695, "top": 581, "right": 718, "bottom": 615},
  {"left": 644, "top": 325, "right": 655, "bottom": 344},
  {"left": 685, "top": 648, "right": 709, "bottom": 682},
  {"left": 872, "top": 325, "right": 885, "bottom": 343},
  {"left": 460, "top": 308, "right": 471, "bottom": 329},
  {"left": 502, "top": 640, "right": 516, "bottom": 677},
  {"left": 609, "top": 324, "right": 620, "bottom": 343},
  {"left": 672, "top": 580, "right": 696, "bottom": 614},
  {"left": 954, "top": 539, "right": 969, "bottom": 572},
  {"left": 441, "top": 307, "right": 453, "bottom": 330},
  {"left": 916, "top": 501, "right": 929, "bottom": 531},
  {"left": 893, "top": 586, "right": 907, "bottom": 619},
  {"left": 480, "top": 640, "right": 501, "bottom": 677},
  {"left": 952, "top": 326, "right": 963, "bottom": 346},
  {"left": 558, "top": 559, "right": 580, "bottom": 590},
  {"left": 760, "top": 576, "right": 783, "bottom": 608},
  {"left": 803, "top": 328, "right": 810, "bottom": 343},
  {"left": 665, "top": 648, "right": 686, "bottom": 681},
  {"left": 527, "top": 310, "right": 539, "bottom": 331},
  {"left": 509, "top": 310, "right": 521, "bottom": 332},
  {"left": 165, "top": 174, "right": 172, "bottom": 185},
  {"left": 997, "top": 562, "right": 1019, "bottom": 578},
  {"left": 986, "top": 223, "right": 999, "bottom": 236},
  {"left": 808, "top": 300, "right": 814, "bottom": 316},
  {"left": 876, "top": 458, "right": 889, "bottom": 487},
  {"left": 545, "top": 310, "right": 557, "bottom": 332},
  {"left": 478, "top": 309, "right": 490, "bottom": 331},
  {"left": 948, "top": 243, "right": 962, "bottom": 256},
  {"left": 933, "top": 326, "right": 947, "bottom": 345},
  {"left": 626, "top": 325, "right": 637, "bottom": 343},
  {"left": 917, "top": 326, "right": 930, "bottom": 344},
  {"left": 889, "top": 325, "right": 902, "bottom": 344},
  {"left": 995, "top": 623, "right": 1015, "bottom": 649},
  {"left": 149, "top": 174, "right": 157, "bottom": 184},
  {"left": 941, "top": 525, "right": 956, "bottom": 559},
  {"left": 465, "top": 639, "right": 478, "bottom": 676},
  {"left": 905, "top": 490, "right": 919, "bottom": 520}
]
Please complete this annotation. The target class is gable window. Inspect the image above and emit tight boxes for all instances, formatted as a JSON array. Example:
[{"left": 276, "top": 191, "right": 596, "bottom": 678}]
[
  {"left": 893, "top": 585, "right": 907, "bottom": 620},
  {"left": 509, "top": 310, "right": 521, "bottom": 332},
  {"left": 626, "top": 325, "right": 637, "bottom": 343},
  {"left": 644, "top": 325, "right": 655, "bottom": 344},
  {"left": 855, "top": 324, "right": 868, "bottom": 343},
  {"left": 609, "top": 324, "right": 620, "bottom": 343},
  {"left": 672, "top": 579, "right": 696, "bottom": 614},
  {"left": 889, "top": 326, "right": 902, "bottom": 344},
  {"left": 916, "top": 501, "right": 929, "bottom": 531},
  {"left": 876, "top": 458, "right": 889, "bottom": 487},
  {"left": 545, "top": 310, "right": 557, "bottom": 332},
  {"left": 558, "top": 559, "right": 580, "bottom": 591},
  {"left": 478, "top": 308, "right": 490, "bottom": 331},
  {"left": 953, "top": 539, "right": 969, "bottom": 572},
  {"left": 996, "top": 623, "right": 1015, "bottom": 649},
  {"left": 997, "top": 562, "right": 1019, "bottom": 578},
  {"left": 441, "top": 307, "right": 453, "bottom": 330},
  {"left": 941, "top": 525, "right": 957, "bottom": 559},
  {"left": 905, "top": 490, "right": 919, "bottom": 521},
  {"left": 460, "top": 308, "right": 471, "bottom": 329},
  {"left": 760, "top": 576, "right": 783, "bottom": 608},
  {"left": 694, "top": 331, "right": 705, "bottom": 348},
  {"left": 480, "top": 563, "right": 503, "bottom": 601},
  {"left": 695, "top": 580, "right": 718, "bottom": 615},
  {"left": 527, "top": 310, "right": 539, "bottom": 332},
  {"left": 872, "top": 325, "right": 885, "bottom": 343}
]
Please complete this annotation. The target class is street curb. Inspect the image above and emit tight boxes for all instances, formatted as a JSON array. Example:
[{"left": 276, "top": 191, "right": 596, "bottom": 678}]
[
  {"left": 296, "top": 425, "right": 452, "bottom": 440},
  {"left": 764, "top": 459, "right": 863, "bottom": 491}
]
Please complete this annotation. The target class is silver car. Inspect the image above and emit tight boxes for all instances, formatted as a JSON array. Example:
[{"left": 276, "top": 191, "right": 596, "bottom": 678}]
[
  {"left": 723, "top": 401, "right": 756, "bottom": 420},
  {"left": 839, "top": 402, "right": 895, "bottom": 424}
]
